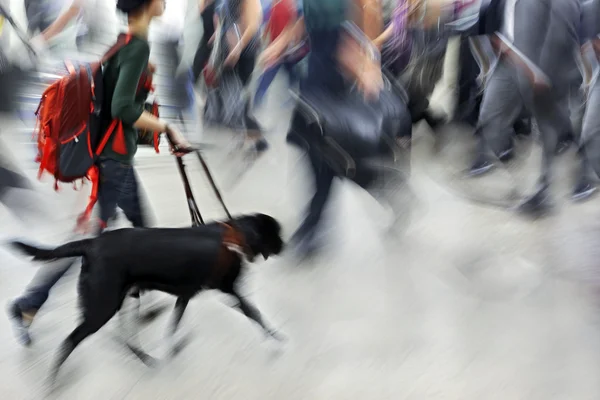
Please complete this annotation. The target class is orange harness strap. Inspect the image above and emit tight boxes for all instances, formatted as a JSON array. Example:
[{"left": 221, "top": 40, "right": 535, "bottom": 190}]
[{"left": 207, "top": 223, "right": 248, "bottom": 287}]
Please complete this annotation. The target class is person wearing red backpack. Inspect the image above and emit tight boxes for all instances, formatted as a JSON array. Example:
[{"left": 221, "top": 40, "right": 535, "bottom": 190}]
[{"left": 7, "top": 0, "right": 192, "bottom": 347}]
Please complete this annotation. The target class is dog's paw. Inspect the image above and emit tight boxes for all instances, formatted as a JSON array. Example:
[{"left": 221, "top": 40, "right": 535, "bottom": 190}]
[
  {"left": 169, "top": 334, "right": 192, "bottom": 359},
  {"left": 267, "top": 329, "right": 288, "bottom": 343},
  {"left": 263, "top": 332, "right": 288, "bottom": 358}
]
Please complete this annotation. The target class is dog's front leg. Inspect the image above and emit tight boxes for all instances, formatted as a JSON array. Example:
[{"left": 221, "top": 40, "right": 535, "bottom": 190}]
[
  {"left": 167, "top": 297, "right": 190, "bottom": 357},
  {"left": 230, "top": 292, "right": 285, "bottom": 342}
]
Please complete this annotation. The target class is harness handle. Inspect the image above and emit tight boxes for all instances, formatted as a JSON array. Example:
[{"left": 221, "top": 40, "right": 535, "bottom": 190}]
[{"left": 166, "top": 135, "right": 232, "bottom": 224}]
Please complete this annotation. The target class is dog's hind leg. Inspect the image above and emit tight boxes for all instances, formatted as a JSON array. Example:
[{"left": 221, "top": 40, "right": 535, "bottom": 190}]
[
  {"left": 49, "top": 309, "right": 115, "bottom": 385},
  {"left": 229, "top": 291, "right": 285, "bottom": 342}
]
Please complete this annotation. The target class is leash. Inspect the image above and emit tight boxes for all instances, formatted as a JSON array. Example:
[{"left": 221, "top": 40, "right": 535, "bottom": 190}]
[
  {"left": 167, "top": 136, "right": 233, "bottom": 225},
  {"left": 167, "top": 136, "right": 252, "bottom": 280}
]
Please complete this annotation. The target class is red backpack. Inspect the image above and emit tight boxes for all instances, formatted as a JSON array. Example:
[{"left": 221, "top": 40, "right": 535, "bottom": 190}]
[{"left": 34, "top": 33, "right": 160, "bottom": 230}]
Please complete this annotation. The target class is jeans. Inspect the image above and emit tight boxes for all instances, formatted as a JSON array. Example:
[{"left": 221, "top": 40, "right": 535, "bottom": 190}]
[
  {"left": 253, "top": 61, "right": 299, "bottom": 108},
  {"left": 15, "top": 159, "right": 148, "bottom": 312}
]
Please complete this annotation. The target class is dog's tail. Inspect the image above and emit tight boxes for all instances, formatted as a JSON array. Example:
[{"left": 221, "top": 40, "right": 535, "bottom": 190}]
[{"left": 11, "top": 239, "right": 92, "bottom": 261}]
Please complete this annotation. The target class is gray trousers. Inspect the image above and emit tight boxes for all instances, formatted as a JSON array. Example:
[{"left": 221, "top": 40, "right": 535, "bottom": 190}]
[
  {"left": 581, "top": 80, "right": 600, "bottom": 179},
  {"left": 478, "top": 0, "right": 580, "bottom": 187}
]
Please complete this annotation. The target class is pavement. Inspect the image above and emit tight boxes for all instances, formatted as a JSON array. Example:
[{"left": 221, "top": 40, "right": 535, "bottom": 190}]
[{"left": 2, "top": 62, "right": 600, "bottom": 400}]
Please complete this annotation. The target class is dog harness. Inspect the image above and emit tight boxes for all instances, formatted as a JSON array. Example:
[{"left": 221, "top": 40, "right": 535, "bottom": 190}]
[{"left": 207, "top": 223, "right": 250, "bottom": 287}]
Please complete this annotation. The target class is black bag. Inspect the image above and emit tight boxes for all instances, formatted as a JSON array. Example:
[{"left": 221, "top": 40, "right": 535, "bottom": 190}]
[
  {"left": 581, "top": 0, "right": 600, "bottom": 43},
  {"left": 204, "top": 68, "right": 246, "bottom": 130},
  {"left": 446, "top": 0, "right": 505, "bottom": 37},
  {"left": 290, "top": 73, "right": 409, "bottom": 176}
]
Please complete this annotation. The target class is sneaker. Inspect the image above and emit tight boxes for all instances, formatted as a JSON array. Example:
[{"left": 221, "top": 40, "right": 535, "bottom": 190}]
[
  {"left": 254, "top": 138, "right": 269, "bottom": 153},
  {"left": 468, "top": 153, "right": 494, "bottom": 177},
  {"left": 572, "top": 179, "right": 597, "bottom": 202},
  {"left": 6, "top": 301, "right": 32, "bottom": 346}
]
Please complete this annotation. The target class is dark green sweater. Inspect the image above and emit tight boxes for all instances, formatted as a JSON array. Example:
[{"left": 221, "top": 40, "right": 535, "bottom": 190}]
[{"left": 101, "top": 36, "right": 151, "bottom": 164}]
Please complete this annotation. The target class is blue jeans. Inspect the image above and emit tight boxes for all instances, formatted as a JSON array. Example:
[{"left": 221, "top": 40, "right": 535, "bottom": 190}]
[
  {"left": 254, "top": 61, "right": 299, "bottom": 108},
  {"left": 15, "top": 159, "right": 148, "bottom": 312}
]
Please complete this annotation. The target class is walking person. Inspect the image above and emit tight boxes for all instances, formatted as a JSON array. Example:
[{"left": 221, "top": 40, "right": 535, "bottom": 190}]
[
  {"left": 260, "top": 0, "right": 415, "bottom": 259},
  {"left": 7, "top": 0, "right": 192, "bottom": 346},
  {"left": 252, "top": 0, "right": 301, "bottom": 110},
  {"left": 26, "top": 0, "right": 119, "bottom": 53},
  {"left": 472, "top": 0, "right": 582, "bottom": 213},
  {"left": 215, "top": 0, "right": 268, "bottom": 154}
]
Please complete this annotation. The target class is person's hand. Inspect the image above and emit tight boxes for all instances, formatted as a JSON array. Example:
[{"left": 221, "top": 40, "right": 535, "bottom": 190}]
[
  {"left": 208, "top": 32, "right": 216, "bottom": 46},
  {"left": 224, "top": 43, "right": 242, "bottom": 67},
  {"left": 30, "top": 34, "right": 47, "bottom": 57},
  {"left": 166, "top": 126, "right": 194, "bottom": 157},
  {"left": 147, "top": 62, "right": 157, "bottom": 74},
  {"left": 406, "top": 0, "right": 444, "bottom": 29},
  {"left": 258, "top": 43, "right": 284, "bottom": 69},
  {"left": 357, "top": 60, "right": 383, "bottom": 100},
  {"left": 337, "top": 34, "right": 382, "bottom": 99}
]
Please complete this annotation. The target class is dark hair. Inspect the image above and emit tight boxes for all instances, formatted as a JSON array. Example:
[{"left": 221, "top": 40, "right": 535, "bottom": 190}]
[{"left": 116, "top": 0, "right": 153, "bottom": 14}]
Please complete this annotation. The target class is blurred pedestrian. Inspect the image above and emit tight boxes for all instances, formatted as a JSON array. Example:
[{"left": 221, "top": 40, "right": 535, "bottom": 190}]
[{"left": 252, "top": 0, "right": 301, "bottom": 110}]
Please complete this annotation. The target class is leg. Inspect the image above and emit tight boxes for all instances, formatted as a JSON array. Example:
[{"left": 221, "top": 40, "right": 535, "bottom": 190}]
[
  {"left": 8, "top": 231, "right": 82, "bottom": 346},
  {"left": 228, "top": 290, "right": 282, "bottom": 341},
  {"left": 570, "top": 80, "right": 597, "bottom": 200},
  {"left": 514, "top": 0, "right": 580, "bottom": 213},
  {"left": 470, "top": 60, "right": 524, "bottom": 176},
  {"left": 169, "top": 297, "right": 189, "bottom": 336},
  {"left": 117, "top": 166, "right": 149, "bottom": 229},
  {"left": 516, "top": 82, "right": 569, "bottom": 214},
  {"left": 118, "top": 290, "right": 157, "bottom": 366},
  {"left": 284, "top": 61, "right": 300, "bottom": 86},
  {"left": 455, "top": 36, "right": 483, "bottom": 126},
  {"left": 50, "top": 290, "right": 122, "bottom": 383},
  {"left": 192, "top": 39, "right": 211, "bottom": 83},
  {"left": 580, "top": 81, "right": 600, "bottom": 182},
  {"left": 97, "top": 159, "right": 128, "bottom": 229},
  {"left": 237, "top": 48, "right": 268, "bottom": 149},
  {"left": 291, "top": 145, "right": 336, "bottom": 256},
  {"left": 50, "top": 324, "right": 94, "bottom": 384},
  {"left": 253, "top": 64, "right": 281, "bottom": 109},
  {"left": 167, "top": 297, "right": 190, "bottom": 357}
]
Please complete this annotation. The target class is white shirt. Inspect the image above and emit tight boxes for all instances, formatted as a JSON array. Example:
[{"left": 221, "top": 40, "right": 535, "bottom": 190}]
[
  {"left": 502, "top": 0, "right": 517, "bottom": 42},
  {"left": 151, "top": 0, "right": 187, "bottom": 41}
]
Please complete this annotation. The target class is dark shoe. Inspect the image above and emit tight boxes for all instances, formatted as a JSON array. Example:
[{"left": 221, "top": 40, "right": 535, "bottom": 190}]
[
  {"left": 516, "top": 186, "right": 553, "bottom": 217},
  {"left": 514, "top": 118, "right": 531, "bottom": 137},
  {"left": 572, "top": 178, "right": 597, "bottom": 202},
  {"left": 498, "top": 146, "right": 515, "bottom": 162},
  {"left": 555, "top": 137, "right": 573, "bottom": 156},
  {"left": 424, "top": 111, "right": 446, "bottom": 131},
  {"left": 6, "top": 301, "right": 32, "bottom": 346},
  {"left": 254, "top": 138, "right": 269, "bottom": 153},
  {"left": 287, "top": 230, "right": 323, "bottom": 264},
  {"left": 468, "top": 153, "right": 494, "bottom": 176}
]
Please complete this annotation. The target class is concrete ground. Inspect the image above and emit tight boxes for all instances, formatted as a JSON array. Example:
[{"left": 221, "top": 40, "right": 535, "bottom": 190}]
[{"left": 2, "top": 40, "right": 600, "bottom": 400}]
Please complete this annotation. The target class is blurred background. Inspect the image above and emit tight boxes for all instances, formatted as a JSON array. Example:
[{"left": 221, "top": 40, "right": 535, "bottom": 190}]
[{"left": 2, "top": 0, "right": 600, "bottom": 399}]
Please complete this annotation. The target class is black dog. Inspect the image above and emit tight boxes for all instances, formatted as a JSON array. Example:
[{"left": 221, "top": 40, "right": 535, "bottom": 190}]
[{"left": 11, "top": 213, "right": 284, "bottom": 384}]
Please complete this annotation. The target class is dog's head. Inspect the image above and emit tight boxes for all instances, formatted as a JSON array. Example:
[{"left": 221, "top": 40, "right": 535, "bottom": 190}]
[{"left": 233, "top": 213, "right": 284, "bottom": 262}]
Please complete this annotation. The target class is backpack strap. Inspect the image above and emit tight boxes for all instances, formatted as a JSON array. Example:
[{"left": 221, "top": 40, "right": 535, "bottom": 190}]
[{"left": 100, "top": 33, "right": 133, "bottom": 64}]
